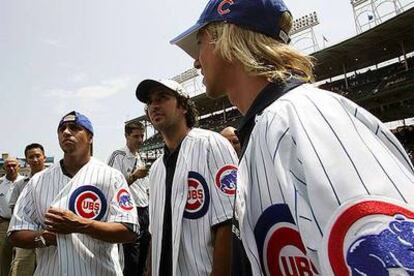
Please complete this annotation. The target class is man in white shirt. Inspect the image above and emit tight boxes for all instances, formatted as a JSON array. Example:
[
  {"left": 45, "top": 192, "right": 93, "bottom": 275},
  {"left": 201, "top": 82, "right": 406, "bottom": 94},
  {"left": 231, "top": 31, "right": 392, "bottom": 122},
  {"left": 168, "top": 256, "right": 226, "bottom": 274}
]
[
  {"left": 108, "top": 121, "right": 150, "bottom": 276},
  {"left": 0, "top": 157, "right": 23, "bottom": 276},
  {"left": 9, "top": 143, "right": 47, "bottom": 276}
]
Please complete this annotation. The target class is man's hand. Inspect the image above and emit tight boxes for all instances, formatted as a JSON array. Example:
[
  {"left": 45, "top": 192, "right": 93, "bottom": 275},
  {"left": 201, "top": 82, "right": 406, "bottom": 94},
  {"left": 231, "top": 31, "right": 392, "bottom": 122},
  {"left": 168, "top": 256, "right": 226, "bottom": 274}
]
[
  {"left": 127, "top": 167, "right": 148, "bottom": 184},
  {"left": 42, "top": 230, "right": 57, "bottom": 246},
  {"left": 44, "top": 207, "right": 90, "bottom": 234}
]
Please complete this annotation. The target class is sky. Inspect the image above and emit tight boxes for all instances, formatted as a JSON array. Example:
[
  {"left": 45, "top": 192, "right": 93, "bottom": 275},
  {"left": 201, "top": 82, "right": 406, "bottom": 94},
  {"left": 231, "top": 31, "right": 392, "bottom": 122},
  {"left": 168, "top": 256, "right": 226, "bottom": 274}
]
[{"left": 0, "top": 0, "right": 384, "bottom": 161}]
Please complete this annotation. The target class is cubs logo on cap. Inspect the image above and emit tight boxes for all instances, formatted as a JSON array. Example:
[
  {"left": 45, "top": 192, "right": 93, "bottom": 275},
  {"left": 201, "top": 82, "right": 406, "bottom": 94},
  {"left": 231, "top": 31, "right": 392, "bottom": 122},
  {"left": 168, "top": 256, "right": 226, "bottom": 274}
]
[
  {"left": 255, "top": 204, "right": 319, "bottom": 276},
  {"left": 320, "top": 196, "right": 414, "bottom": 275},
  {"left": 170, "top": 0, "right": 291, "bottom": 59},
  {"left": 116, "top": 188, "right": 134, "bottom": 211},
  {"left": 69, "top": 185, "right": 107, "bottom": 221},
  {"left": 184, "top": 171, "right": 210, "bottom": 219},
  {"left": 215, "top": 164, "right": 237, "bottom": 196}
]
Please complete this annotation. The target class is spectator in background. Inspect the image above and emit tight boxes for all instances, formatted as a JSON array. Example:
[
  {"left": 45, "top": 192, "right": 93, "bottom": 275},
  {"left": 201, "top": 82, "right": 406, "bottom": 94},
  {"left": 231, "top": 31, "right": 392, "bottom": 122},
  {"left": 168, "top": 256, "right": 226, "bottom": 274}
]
[
  {"left": 220, "top": 126, "right": 241, "bottom": 157},
  {"left": 0, "top": 157, "right": 23, "bottom": 276},
  {"left": 107, "top": 122, "right": 150, "bottom": 276},
  {"left": 9, "top": 143, "right": 47, "bottom": 276}
]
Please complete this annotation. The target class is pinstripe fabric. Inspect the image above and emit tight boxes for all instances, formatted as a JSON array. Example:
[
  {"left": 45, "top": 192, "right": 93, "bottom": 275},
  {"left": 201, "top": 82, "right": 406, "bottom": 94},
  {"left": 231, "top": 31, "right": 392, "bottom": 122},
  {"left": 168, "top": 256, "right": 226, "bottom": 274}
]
[
  {"left": 8, "top": 158, "right": 139, "bottom": 276},
  {"left": 149, "top": 128, "right": 238, "bottom": 276},
  {"left": 107, "top": 147, "right": 149, "bottom": 207},
  {"left": 235, "top": 84, "right": 414, "bottom": 275}
]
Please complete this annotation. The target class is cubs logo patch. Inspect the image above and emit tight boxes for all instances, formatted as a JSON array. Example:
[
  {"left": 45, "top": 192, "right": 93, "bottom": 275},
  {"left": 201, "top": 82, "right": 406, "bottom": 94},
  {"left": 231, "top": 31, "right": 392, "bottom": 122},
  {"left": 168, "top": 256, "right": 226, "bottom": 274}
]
[
  {"left": 255, "top": 204, "right": 319, "bottom": 276},
  {"left": 184, "top": 171, "right": 210, "bottom": 219},
  {"left": 69, "top": 185, "right": 107, "bottom": 221},
  {"left": 320, "top": 196, "right": 414, "bottom": 276},
  {"left": 215, "top": 164, "right": 237, "bottom": 196},
  {"left": 116, "top": 188, "right": 134, "bottom": 211}
]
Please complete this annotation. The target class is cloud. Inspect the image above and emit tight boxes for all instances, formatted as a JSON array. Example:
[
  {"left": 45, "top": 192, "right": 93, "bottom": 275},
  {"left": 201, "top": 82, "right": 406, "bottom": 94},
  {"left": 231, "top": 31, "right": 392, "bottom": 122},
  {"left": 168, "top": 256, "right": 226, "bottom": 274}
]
[
  {"left": 46, "top": 77, "right": 130, "bottom": 100},
  {"left": 41, "top": 38, "right": 64, "bottom": 48},
  {"left": 69, "top": 72, "right": 88, "bottom": 83}
]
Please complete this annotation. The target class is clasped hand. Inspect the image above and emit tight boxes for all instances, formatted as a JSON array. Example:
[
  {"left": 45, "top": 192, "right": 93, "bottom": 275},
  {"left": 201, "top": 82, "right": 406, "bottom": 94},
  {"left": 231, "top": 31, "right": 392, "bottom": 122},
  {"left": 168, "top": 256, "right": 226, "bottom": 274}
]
[{"left": 44, "top": 207, "right": 90, "bottom": 234}]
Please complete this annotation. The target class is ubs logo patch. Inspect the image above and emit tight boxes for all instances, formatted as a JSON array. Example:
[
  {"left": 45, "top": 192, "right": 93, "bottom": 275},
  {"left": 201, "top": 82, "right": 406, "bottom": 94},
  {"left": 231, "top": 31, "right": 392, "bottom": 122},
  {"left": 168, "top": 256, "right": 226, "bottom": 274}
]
[
  {"left": 184, "top": 171, "right": 210, "bottom": 219},
  {"left": 69, "top": 185, "right": 107, "bottom": 221},
  {"left": 255, "top": 204, "right": 319, "bottom": 275}
]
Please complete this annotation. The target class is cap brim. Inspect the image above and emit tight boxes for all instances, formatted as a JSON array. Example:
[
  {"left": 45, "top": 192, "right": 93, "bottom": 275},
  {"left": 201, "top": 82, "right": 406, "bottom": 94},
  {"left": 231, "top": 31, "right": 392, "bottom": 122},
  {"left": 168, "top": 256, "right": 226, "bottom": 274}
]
[
  {"left": 170, "top": 22, "right": 208, "bottom": 60},
  {"left": 136, "top": 79, "right": 181, "bottom": 103},
  {"left": 136, "top": 79, "right": 163, "bottom": 103}
]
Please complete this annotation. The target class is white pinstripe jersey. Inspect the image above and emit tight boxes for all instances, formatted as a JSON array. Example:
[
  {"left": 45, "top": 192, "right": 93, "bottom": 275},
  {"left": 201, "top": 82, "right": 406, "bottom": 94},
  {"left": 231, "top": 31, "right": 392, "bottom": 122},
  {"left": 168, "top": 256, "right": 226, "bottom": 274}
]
[
  {"left": 149, "top": 128, "right": 238, "bottom": 276},
  {"left": 107, "top": 147, "right": 149, "bottom": 207},
  {"left": 235, "top": 84, "right": 414, "bottom": 275},
  {"left": 8, "top": 157, "right": 139, "bottom": 276}
]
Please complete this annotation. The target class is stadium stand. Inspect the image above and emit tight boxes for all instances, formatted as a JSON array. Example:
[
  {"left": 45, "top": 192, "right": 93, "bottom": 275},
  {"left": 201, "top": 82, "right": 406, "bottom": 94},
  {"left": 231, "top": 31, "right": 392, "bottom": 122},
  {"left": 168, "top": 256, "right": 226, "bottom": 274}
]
[{"left": 134, "top": 6, "right": 414, "bottom": 159}]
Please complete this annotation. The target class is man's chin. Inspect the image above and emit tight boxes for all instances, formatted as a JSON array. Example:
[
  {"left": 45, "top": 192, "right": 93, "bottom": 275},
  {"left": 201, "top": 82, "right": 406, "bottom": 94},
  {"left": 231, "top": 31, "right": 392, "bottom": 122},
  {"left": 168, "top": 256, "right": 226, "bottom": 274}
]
[
  {"left": 206, "top": 89, "right": 226, "bottom": 99},
  {"left": 61, "top": 146, "right": 75, "bottom": 154}
]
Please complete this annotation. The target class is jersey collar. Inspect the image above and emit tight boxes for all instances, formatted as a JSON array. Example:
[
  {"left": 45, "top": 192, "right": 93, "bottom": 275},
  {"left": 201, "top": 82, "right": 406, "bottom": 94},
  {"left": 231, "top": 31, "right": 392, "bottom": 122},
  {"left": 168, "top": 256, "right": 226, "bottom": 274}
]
[{"left": 237, "top": 78, "right": 304, "bottom": 158}]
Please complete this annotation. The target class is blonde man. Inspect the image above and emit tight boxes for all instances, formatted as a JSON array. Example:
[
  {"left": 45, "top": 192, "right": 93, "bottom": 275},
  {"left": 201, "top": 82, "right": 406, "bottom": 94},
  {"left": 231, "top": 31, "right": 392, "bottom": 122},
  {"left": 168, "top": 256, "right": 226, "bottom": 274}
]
[{"left": 171, "top": 0, "right": 414, "bottom": 275}]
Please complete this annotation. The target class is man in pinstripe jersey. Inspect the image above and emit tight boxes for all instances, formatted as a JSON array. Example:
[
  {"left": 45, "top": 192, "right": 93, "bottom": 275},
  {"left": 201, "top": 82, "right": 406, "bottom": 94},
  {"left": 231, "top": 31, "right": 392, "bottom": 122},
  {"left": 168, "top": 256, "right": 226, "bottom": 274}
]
[
  {"left": 136, "top": 79, "right": 238, "bottom": 276},
  {"left": 107, "top": 121, "right": 150, "bottom": 276},
  {"left": 8, "top": 111, "right": 139, "bottom": 276},
  {"left": 172, "top": 0, "right": 414, "bottom": 275}
]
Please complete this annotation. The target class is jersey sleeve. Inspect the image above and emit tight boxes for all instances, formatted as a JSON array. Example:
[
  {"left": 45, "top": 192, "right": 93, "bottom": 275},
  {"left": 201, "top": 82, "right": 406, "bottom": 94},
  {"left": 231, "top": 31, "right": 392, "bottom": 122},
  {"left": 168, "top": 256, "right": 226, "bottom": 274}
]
[
  {"left": 107, "top": 151, "right": 126, "bottom": 177},
  {"left": 8, "top": 179, "right": 41, "bottom": 234},
  {"left": 207, "top": 134, "right": 238, "bottom": 226},
  {"left": 265, "top": 91, "right": 414, "bottom": 273},
  {"left": 107, "top": 171, "right": 139, "bottom": 234}
]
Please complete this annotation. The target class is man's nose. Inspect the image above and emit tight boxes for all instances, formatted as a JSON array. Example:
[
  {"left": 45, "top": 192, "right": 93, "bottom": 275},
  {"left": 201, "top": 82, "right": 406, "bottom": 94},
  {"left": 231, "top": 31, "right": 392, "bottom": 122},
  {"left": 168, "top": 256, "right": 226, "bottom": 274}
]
[{"left": 194, "top": 59, "right": 201, "bottom": 69}]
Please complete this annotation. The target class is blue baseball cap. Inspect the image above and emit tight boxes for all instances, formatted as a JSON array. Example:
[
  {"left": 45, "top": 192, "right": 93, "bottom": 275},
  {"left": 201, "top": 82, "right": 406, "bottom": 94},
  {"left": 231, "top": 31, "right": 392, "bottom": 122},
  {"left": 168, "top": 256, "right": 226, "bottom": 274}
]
[
  {"left": 58, "top": 111, "right": 94, "bottom": 135},
  {"left": 170, "top": 0, "right": 291, "bottom": 59}
]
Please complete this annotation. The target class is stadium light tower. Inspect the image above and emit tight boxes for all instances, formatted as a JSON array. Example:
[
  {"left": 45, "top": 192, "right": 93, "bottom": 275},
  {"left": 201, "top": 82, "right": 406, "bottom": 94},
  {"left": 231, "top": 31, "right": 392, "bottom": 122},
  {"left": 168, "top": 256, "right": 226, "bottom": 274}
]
[
  {"left": 171, "top": 68, "right": 205, "bottom": 97},
  {"left": 351, "top": 0, "right": 408, "bottom": 34},
  {"left": 290, "top": 11, "right": 320, "bottom": 54}
]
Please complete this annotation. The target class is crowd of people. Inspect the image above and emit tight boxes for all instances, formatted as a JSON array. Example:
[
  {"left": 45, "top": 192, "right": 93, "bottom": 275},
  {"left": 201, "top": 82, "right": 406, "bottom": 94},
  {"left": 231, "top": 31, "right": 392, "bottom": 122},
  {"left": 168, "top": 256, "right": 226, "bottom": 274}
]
[
  {"left": 1, "top": 0, "right": 414, "bottom": 275},
  {"left": 320, "top": 56, "right": 414, "bottom": 100}
]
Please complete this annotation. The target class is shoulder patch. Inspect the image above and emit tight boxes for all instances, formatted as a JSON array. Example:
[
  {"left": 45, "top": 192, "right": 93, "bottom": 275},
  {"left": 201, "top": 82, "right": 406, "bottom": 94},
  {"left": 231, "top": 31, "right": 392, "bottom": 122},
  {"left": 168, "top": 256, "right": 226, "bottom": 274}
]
[
  {"left": 116, "top": 188, "right": 134, "bottom": 211},
  {"left": 320, "top": 196, "right": 414, "bottom": 275},
  {"left": 184, "top": 171, "right": 210, "bottom": 219},
  {"left": 215, "top": 164, "right": 237, "bottom": 196},
  {"left": 69, "top": 185, "right": 107, "bottom": 221}
]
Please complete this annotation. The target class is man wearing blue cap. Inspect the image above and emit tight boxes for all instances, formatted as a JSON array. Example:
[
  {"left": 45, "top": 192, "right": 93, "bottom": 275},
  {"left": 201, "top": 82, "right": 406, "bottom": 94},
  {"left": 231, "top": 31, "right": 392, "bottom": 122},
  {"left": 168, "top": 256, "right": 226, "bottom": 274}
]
[
  {"left": 8, "top": 111, "right": 139, "bottom": 276},
  {"left": 171, "top": 0, "right": 414, "bottom": 275}
]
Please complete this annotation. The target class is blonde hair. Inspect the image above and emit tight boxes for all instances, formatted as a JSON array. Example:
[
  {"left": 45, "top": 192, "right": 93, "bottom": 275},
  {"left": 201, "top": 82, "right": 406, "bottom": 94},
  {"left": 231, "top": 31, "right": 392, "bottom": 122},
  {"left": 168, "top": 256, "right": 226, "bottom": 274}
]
[{"left": 202, "top": 12, "right": 315, "bottom": 83}]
